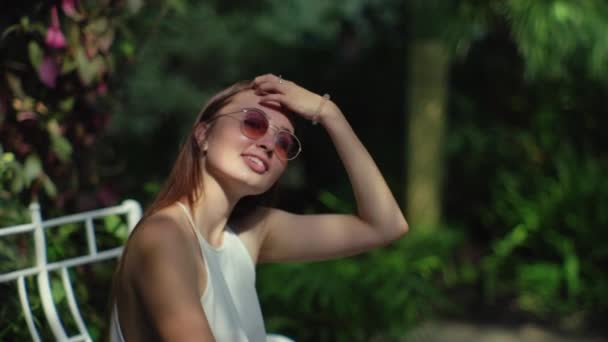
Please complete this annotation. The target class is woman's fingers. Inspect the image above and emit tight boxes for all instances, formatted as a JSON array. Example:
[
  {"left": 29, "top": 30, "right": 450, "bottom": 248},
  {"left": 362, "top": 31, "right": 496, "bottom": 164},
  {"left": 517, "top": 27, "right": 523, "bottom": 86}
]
[
  {"left": 253, "top": 75, "right": 282, "bottom": 91},
  {"left": 253, "top": 74, "right": 274, "bottom": 83},
  {"left": 254, "top": 73, "right": 282, "bottom": 84},
  {"left": 259, "top": 94, "right": 286, "bottom": 106},
  {"left": 254, "top": 74, "right": 321, "bottom": 120},
  {"left": 255, "top": 80, "right": 285, "bottom": 94},
  {"left": 254, "top": 74, "right": 299, "bottom": 93}
]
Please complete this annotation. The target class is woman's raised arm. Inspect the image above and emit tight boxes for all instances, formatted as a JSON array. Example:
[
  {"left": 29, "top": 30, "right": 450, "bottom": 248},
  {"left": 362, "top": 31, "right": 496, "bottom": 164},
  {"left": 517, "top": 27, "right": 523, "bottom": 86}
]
[{"left": 252, "top": 74, "right": 408, "bottom": 263}]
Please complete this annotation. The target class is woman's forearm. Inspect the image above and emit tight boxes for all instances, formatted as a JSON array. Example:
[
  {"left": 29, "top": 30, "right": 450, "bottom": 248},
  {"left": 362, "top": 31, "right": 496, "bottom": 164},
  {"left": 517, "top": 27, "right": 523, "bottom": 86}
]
[{"left": 320, "top": 101, "right": 409, "bottom": 239}]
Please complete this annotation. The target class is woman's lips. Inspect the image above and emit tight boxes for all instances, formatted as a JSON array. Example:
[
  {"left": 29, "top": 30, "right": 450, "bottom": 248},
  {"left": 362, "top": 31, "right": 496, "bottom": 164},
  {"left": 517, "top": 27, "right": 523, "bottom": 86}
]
[{"left": 242, "top": 155, "right": 268, "bottom": 174}]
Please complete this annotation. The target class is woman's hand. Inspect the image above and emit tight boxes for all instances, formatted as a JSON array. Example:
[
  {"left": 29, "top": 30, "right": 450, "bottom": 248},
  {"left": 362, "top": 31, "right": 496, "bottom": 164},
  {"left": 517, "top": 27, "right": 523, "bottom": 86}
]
[{"left": 253, "top": 73, "right": 337, "bottom": 124}]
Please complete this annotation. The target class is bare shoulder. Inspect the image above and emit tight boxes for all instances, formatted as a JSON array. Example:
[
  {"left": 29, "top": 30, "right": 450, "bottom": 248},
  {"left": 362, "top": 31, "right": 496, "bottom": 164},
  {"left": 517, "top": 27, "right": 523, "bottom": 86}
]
[
  {"left": 116, "top": 207, "right": 215, "bottom": 340},
  {"left": 123, "top": 208, "right": 197, "bottom": 273},
  {"left": 131, "top": 212, "right": 186, "bottom": 250}
]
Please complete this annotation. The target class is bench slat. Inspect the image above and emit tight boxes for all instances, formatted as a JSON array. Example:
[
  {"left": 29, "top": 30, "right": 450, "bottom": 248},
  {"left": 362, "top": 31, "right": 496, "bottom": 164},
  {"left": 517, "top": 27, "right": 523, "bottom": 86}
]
[
  {"left": 0, "top": 200, "right": 142, "bottom": 341},
  {"left": 62, "top": 267, "right": 91, "bottom": 341},
  {"left": 18, "top": 276, "right": 42, "bottom": 342},
  {"left": 0, "top": 247, "right": 124, "bottom": 282}
]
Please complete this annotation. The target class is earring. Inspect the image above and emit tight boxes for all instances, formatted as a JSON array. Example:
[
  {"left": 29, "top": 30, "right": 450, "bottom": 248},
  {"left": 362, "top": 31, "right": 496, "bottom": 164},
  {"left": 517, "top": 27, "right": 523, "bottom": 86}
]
[{"left": 200, "top": 141, "right": 208, "bottom": 156}]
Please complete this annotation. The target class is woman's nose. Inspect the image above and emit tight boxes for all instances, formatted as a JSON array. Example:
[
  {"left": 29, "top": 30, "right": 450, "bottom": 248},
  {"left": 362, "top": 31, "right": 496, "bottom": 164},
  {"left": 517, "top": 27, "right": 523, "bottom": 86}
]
[{"left": 256, "top": 130, "right": 276, "bottom": 153}]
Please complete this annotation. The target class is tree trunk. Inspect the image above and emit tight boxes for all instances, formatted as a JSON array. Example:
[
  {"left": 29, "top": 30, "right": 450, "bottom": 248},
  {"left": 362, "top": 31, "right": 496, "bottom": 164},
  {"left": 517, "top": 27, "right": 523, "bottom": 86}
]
[{"left": 405, "top": 40, "right": 449, "bottom": 230}]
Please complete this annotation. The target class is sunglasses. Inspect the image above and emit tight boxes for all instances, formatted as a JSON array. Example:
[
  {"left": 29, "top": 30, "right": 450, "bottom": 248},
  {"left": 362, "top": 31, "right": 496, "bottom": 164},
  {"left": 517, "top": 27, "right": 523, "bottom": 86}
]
[{"left": 207, "top": 108, "right": 302, "bottom": 160}]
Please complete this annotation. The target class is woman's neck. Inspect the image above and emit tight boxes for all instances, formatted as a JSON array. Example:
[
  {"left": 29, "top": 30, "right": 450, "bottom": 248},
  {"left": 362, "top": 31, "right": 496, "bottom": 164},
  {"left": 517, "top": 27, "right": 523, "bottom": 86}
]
[{"left": 188, "top": 174, "right": 240, "bottom": 247}]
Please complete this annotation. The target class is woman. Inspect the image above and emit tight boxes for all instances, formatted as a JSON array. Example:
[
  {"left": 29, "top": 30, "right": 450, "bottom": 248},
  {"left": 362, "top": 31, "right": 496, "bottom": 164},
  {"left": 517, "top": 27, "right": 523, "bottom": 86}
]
[{"left": 110, "top": 74, "right": 408, "bottom": 341}]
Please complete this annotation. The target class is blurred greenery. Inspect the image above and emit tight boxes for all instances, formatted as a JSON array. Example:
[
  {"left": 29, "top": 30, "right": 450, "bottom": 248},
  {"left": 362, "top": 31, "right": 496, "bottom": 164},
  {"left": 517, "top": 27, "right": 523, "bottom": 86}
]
[{"left": 2, "top": 0, "right": 608, "bottom": 340}]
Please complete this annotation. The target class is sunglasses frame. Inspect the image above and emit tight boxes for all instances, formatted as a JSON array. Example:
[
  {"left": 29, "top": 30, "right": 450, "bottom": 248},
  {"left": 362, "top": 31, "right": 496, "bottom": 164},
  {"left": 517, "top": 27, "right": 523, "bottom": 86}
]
[{"left": 205, "top": 108, "right": 302, "bottom": 161}]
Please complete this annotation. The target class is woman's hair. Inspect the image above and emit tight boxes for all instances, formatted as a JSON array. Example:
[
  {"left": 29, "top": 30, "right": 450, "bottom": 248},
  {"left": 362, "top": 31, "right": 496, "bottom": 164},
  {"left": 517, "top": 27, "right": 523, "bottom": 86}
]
[{"left": 142, "top": 79, "right": 283, "bottom": 221}]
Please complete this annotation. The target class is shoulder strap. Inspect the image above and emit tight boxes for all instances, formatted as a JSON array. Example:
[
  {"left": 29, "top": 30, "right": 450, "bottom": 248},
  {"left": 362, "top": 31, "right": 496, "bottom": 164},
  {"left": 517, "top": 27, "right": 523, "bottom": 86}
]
[
  {"left": 176, "top": 202, "right": 207, "bottom": 249},
  {"left": 175, "top": 203, "right": 250, "bottom": 340}
]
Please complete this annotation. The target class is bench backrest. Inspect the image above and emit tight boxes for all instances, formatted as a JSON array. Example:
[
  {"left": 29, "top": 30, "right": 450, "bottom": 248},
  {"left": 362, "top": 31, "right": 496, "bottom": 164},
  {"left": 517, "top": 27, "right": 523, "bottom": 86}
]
[{"left": 0, "top": 200, "right": 141, "bottom": 342}]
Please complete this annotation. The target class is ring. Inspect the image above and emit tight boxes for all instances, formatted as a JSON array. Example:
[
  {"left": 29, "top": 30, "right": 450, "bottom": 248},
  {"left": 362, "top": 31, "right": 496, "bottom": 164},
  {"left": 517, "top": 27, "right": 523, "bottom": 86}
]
[{"left": 278, "top": 75, "right": 283, "bottom": 84}]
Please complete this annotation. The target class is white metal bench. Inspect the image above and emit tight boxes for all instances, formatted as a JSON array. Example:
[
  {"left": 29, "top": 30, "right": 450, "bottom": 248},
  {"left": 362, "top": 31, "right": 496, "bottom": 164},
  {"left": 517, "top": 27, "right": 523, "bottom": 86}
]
[
  {"left": 0, "top": 200, "right": 142, "bottom": 341},
  {"left": 0, "top": 200, "right": 295, "bottom": 342}
]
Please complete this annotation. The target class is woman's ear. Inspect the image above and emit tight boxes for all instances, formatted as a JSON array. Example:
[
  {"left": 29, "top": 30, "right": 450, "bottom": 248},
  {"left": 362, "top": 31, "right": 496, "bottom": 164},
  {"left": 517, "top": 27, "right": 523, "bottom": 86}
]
[{"left": 194, "top": 122, "right": 209, "bottom": 152}]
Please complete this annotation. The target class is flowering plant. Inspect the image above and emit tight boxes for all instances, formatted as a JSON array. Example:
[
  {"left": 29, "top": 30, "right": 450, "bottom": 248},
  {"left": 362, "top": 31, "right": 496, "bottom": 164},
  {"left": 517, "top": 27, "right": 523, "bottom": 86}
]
[{"left": 0, "top": 0, "right": 137, "bottom": 219}]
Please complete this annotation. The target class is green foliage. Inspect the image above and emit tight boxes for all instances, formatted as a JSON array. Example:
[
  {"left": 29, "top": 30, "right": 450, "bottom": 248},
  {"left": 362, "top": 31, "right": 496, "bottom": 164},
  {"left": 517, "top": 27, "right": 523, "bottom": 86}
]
[
  {"left": 424, "top": 0, "right": 608, "bottom": 83},
  {"left": 258, "top": 226, "right": 462, "bottom": 341},
  {"left": 448, "top": 22, "right": 608, "bottom": 328},
  {"left": 505, "top": 0, "right": 608, "bottom": 81},
  {"left": 0, "top": 1, "right": 136, "bottom": 214},
  {"left": 481, "top": 145, "right": 608, "bottom": 316},
  {"left": 110, "top": 0, "right": 371, "bottom": 138}
]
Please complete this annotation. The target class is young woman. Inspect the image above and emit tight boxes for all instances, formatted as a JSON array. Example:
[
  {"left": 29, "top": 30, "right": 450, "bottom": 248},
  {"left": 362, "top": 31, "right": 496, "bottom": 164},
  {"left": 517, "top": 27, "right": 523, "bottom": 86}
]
[{"left": 110, "top": 74, "right": 408, "bottom": 341}]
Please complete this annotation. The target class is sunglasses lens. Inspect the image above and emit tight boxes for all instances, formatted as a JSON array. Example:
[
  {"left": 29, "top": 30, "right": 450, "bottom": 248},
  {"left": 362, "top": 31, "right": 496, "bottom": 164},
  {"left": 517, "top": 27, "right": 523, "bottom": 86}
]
[
  {"left": 275, "top": 132, "right": 298, "bottom": 160},
  {"left": 242, "top": 111, "right": 268, "bottom": 139},
  {"left": 240, "top": 109, "right": 300, "bottom": 160}
]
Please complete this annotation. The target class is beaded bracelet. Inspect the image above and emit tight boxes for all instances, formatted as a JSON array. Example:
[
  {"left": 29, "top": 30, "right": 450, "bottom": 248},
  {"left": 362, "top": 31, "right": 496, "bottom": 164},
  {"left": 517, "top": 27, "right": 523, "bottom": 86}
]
[{"left": 312, "top": 93, "right": 331, "bottom": 125}]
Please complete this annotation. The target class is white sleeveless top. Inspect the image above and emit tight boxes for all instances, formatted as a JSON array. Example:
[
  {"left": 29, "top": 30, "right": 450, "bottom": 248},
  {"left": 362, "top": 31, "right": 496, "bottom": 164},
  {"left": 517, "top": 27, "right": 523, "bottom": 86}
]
[{"left": 110, "top": 202, "right": 267, "bottom": 341}]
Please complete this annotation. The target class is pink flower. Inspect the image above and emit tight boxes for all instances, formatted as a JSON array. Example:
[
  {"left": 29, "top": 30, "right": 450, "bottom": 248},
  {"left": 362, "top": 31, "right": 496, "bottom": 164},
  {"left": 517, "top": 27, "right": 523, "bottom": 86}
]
[
  {"left": 15, "top": 140, "right": 31, "bottom": 155},
  {"left": 46, "top": 27, "right": 67, "bottom": 49},
  {"left": 45, "top": 6, "right": 67, "bottom": 49},
  {"left": 97, "top": 82, "right": 108, "bottom": 95},
  {"left": 17, "top": 111, "right": 38, "bottom": 122},
  {"left": 39, "top": 56, "right": 59, "bottom": 88},
  {"left": 61, "top": 0, "right": 78, "bottom": 18}
]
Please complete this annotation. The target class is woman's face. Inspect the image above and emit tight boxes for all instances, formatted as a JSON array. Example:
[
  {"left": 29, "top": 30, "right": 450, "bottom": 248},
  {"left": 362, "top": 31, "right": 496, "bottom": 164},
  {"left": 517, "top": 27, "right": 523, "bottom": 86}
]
[{"left": 201, "top": 90, "right": 295, "bottom": 197}]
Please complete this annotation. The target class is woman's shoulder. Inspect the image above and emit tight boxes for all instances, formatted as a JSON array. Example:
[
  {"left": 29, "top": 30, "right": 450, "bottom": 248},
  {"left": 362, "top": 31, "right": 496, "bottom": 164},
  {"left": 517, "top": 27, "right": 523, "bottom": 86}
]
[{"left": 125, "top": 205, "right": 194, "bottom": 263}]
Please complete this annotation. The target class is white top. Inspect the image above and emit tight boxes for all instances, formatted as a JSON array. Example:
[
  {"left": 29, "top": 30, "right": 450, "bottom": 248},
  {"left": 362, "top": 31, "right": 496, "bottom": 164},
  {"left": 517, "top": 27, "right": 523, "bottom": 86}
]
[{"left": 110, "top": 202, "right": 267, "bottom": 341}]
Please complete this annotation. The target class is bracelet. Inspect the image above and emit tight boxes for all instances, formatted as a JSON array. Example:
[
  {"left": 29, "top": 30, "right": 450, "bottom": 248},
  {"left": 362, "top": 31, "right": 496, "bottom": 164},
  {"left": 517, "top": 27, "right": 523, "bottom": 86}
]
[{"left": 312, "top": 93, "right": 330, "bottom": 125}]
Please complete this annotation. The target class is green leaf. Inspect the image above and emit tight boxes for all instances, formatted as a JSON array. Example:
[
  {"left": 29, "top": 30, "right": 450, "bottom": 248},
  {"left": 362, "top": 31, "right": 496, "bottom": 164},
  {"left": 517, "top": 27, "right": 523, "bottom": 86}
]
[
  {"left": 61, "top": 56, "right": 78, "bottom": 75},
  {"left": 76, "top": 49, "right": 104, "bottom": 85},
  {"left": 1, "top": 24, "right": 21, "bottom": 40},
  {"left": 119, "top": 41, "right": 135, "bottom": 58},
  {"left": 50, "top": 134, "right": 73, "bottom": 162},
  {"left": 493, "top": 223, "right": 529, "bottom": 258},
  {"left": 1, "top": 151, "right": 13, "bottom": 163},
  {"left": 28, "top": 41, "right": 43, "bottom": 72},
  {"left": 42, "top": 175, "right": 57, "bottom": 197},
  {"left": 104, "top": 215, "right": 128, "bottom": 240},
  {"left": 517, "top": 262, "right": 562, "bottom": 313},
  {"left": 564, "top": 252, "right": 581, "bottom": 297},
  {"left": 86, "top": 18, "right": 109, "bottom": 34},
  {"left": 5, "top": 72, "right": 25, "bottom": 98},
  {"left": 48, "top": 120, "right": 73, "bottom": 162},
  {"left": 143, "top": 181, "right": 161, "bottom": 195},
  {"left": 51, "top": 278, "right": 66, "bottom": 302},
  {"left": 126, "top": 0, "right": 145, "bottom": 14},
  {"left": 10, "top": 175, "right": 24, "bottom": 193},
  {"left": 23, "top": 155, "right": 42, "bottom": 185},
  {"left": 19, "top": 16, "right": 29, "bottom": 29},
  {"left": 104, "top": 215, "right": 120, "bottom": 231},
  {"left": 59, "top": 97, "right": 75, "bottom": 112},
  {"left": 318, "top": 190, "right": 352, "bottom": 213}
]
